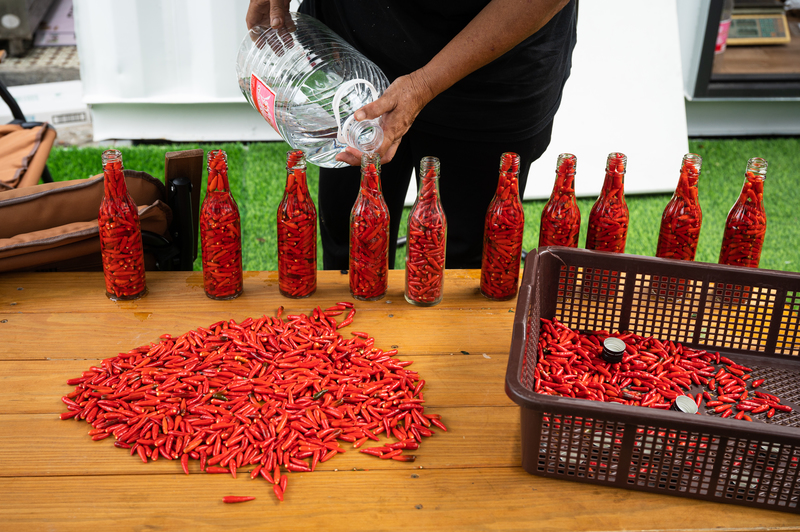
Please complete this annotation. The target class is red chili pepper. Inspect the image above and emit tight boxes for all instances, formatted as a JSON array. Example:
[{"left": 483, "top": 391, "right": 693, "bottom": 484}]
[
  {"left": 222, "top": 496, "right": 255, "bottom": 504},
  {"left": 718, "top": 158, "right": 768, "bottom": 268},
  {"left": 586, "top": 152, "right": 629, "bottom": 254},
  {"left": 539, "top": 153, "right": 580, "bottom": 248},
  {"left": 350, "top": 154, "right": 389, "bottom": 301},
  {"left": 405, "top": 157, "right": 447, "bottom": 306},
  {"left": 200, "top": 149, "right": 243, "bottom": 300},
  {"left": 480, "top": 152, "right": 525, "bottom": 301},
  {"left": 656, "top": 153, "right": 702, "bottom": 261},
  {"left": 60, "top": 305, "right": 444, "bottom": 503},
  {"left": 98, "top": 149, "right": 147, "bottom": 300},
  {"left": 277, "top": 150, "right": 317, "bottom": 298}
]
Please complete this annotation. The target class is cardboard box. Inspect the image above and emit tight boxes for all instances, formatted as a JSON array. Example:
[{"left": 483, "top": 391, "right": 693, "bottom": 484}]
[{"left": 1, "top": 80, "right": 90, "bottom": 128}]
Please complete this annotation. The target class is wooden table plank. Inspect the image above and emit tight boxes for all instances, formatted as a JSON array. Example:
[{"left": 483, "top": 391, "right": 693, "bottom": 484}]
[
  {"left": 0, "top": 406, "right": 515, "bottom": 476},
  {"left": 0, "top": 356, "right": 513, "bottom": 414},
  {"left": 0, "top": 270, "right": 509, "bottom": 313},
  {"left": 0, "top": 308, "right": 515, "bottom": 361},
  {"left": 2, "top": 469, "right": 798, "bottom": 532}
]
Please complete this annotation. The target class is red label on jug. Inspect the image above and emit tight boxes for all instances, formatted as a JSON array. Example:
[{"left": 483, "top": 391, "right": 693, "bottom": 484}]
[{"left": 251, "top": 73, "right": 278, "bottom": 131}]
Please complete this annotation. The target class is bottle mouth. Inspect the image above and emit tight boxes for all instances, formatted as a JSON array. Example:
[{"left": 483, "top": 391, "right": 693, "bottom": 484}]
[{"left": 347, "top": 119, "right": 383, "bottom": 154}]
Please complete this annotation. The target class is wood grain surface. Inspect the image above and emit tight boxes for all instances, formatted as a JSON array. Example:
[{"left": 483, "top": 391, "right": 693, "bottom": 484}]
[{"left": 1, "top": 270, "right": 799, "bottom": 531}]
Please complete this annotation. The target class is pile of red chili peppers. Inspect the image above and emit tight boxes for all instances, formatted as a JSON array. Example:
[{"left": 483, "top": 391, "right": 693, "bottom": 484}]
[
  {"left": 200, "top": 150, "right": 243, "bottom": 300},
  {"left": 536, "top": 318, "right": 792, "bottom": 421},
  {"left": 98, "top": 151, "right": 147, "bottom": 300},
  {"left": 277, "top": 149, "right": 317, "bottom": 298},
  {"left": 350, "top": 155, "right": 390, "bottom": 301},
  {"left": 60, "top": 304, "right": 445, "bottom": 502},
  {"left": 539, "top": 153, "right": 580, "bottom": 248},
  {"left": 585, "top": 152, "right": 629, "bottom": 254}
]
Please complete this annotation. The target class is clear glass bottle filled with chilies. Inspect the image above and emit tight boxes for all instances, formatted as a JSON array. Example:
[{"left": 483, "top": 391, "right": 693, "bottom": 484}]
[
  {"left": 480, "top": 152, "right": 525, "bottom": 301},
  {"left": 200, "top": 149, "right": 243, "bottom": 299},
  {"left": 98, "top": 149, "right": 147, "bottom": 301},
  {"left": 718, "top": 157, "right": 767, "bottom": 268},
  {"left": 656, "top": 153, "right": 703, "bottom": 261},
  {"left": 350, "top": 153, "right": 389, "bottom": 300},
  {"left": 539, "top": 153, "right": 580, "bottom": 248},
  {"left": 586, "top": 152, "right": 629, "bottom": 253},
  {"left": 236, "top": 12, "right": 389, "bottom": 168},
  {"left": 405, "top": 156, "right": 447, "bottom": 306},
  {"left": 277, "top": 149, "right": 317, "bottom": 298}
]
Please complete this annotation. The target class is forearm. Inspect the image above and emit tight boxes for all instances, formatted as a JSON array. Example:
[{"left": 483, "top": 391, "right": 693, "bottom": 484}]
[{"left": 413, "top": 0, "right": 571, "bottom": 103}]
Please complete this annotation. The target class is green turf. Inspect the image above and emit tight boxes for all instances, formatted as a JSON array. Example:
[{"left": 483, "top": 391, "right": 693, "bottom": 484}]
[{"left": 46, "top": 137, "right": 800, "bottom": 273}]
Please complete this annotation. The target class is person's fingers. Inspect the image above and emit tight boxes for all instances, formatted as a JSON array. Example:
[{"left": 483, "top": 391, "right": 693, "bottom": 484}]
[
  {"left": 246, "top": 0, "right": 272, "bottom": 29},
  {"left": 335, "top": 147, "right": 363, "bottom": 167},
  {"left": 269, "top": 0, "right": 289, "bottom": 28},
  {"left": 354, "top": 95, "right": 396, "bottom": 122}
]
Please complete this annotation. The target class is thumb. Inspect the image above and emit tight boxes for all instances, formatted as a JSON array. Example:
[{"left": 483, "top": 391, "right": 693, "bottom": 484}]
[{"left": 354, "top": 95, "right": 394, "bottom": 122}]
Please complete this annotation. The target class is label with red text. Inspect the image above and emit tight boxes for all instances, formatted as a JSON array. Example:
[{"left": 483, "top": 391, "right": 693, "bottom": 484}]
[{"left": 250, "top": 73, "right": 278, "bottom": 131}]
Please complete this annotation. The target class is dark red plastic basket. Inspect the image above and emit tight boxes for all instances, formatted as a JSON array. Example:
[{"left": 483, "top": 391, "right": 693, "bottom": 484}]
[{"left": 505, "top": 246, "right": 800, "bottom": 513}]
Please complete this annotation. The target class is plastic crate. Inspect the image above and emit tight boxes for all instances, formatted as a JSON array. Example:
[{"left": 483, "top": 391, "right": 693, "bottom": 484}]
[{"left": 505, "top": 246, "right": 800, "bottom": 513}]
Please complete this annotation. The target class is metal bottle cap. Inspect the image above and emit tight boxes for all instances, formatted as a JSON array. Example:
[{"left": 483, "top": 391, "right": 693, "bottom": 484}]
[
  {"left": 670, "top": 395, "right": 699, "bottom": 414},
  {"left": 601, "top": 337, "right": 626, "bottom": 364}
]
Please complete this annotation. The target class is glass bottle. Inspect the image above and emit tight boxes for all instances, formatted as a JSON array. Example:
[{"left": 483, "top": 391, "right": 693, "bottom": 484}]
[
  {"left": 656, "top": 153, "right": 703, "bottom": 261},
  {"left": 405, "top": 156, "right": 447, "bottom": 306},
  {"left": 349, "top": 153, "right": 389, "bottom": 300},
  {"left": 200, "top": 149, "right": 243, "bottom": 299},
  {"left": 98, "top": 149, "right": 147, "bottom": 301},
  {"left": 277, "top": 150, "right": 317, "bottom": 298},
  {"left": 236, "top": 13, "right": 389, "bottom": 168},
  {"left": 480, "top": 152, "right": 525, "bottom": 301},
  {"left": 718, "top": 157, "right": 768, "bottom": 268},
  {"left": 586, "top": 152, "right": 629, "bottom": 253},
  {"left": 539, "top": 153, "right": 580, "bottom": 248}
]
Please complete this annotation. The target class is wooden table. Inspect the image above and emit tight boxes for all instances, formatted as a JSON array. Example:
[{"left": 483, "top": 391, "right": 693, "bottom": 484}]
[{"left": 2, "top": 270, "right": 800, "bottom": 531}]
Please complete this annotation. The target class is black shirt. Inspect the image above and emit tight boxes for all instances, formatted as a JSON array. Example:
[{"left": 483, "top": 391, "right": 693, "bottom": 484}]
[{"left": 300, "top": 0, "right": 577, "bottom": 142}]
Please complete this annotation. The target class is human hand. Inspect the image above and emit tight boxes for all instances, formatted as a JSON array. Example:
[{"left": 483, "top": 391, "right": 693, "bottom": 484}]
[
  {"left": 246, "top": 0, "right": 292, "bottom": 30},
  {"left": 335, "top": 70, "right": 436, "bottom": 166}
]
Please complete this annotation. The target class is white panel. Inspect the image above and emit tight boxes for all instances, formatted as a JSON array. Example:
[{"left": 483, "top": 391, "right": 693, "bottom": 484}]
[
  {"left": 686, "top": 100, "right": 800, "bottom": 136},
  {"left": 676, "top": 0, "right": 711, "bottom": 100},
  {"left": 524, "top": 0, "right": 689, "bottom": 200},
  {"left": 91, "top": 102, "right": 282, "bottom": 142}
]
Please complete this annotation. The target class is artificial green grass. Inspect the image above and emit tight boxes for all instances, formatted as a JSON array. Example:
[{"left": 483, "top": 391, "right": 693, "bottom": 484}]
[{"left": 47, "top": 137, "right": 800, "bottom": 273}]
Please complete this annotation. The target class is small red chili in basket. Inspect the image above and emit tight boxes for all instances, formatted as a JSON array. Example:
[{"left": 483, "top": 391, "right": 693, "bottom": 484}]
[
  {"left": 61, "top": 304, "right": 444, "bottom": 502},
  {"left": 350, "top": 153, "right": 390, "bottom": 301},
  {"left": 719, "top": 157, "right": 768, "bottom": 269},
  {"left": 535, "top": 317, "right": 791, "bottom": 423},
  {"left": 98, "top": 149, "right": 147, "bottom": 301},
  {"left": 539, "top": 153, "right": 580, "bottom": 248},
  {"left": 405, "top": 157, "right": 447, "bottom": 306},
  {"left": 656, "top": 153, "right": 703, "bottom": 261},
  {"left": 585, "top": 152, "right": 629, "bottom": 253},
  {"left": 200, "top": 149, "right": 243, "bottom": 299},
  {"left": 277, "top": 150, "right": 317, "bottom": 298},
  {"left": 480, "top": 152, "right": 525, "bottom": 301}
]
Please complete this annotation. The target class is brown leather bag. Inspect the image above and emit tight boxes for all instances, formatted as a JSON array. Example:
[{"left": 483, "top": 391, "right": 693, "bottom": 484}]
[
  {"left": 0, "top": 122, "right": 57, "bottom": 191},
  {"left": 0, "top": 171, "right": 172, "bottom": 272}
]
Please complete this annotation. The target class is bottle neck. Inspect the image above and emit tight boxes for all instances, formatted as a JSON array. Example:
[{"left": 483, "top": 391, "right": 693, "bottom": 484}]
[
  {"left": 418, "top": 156, "right": 441, "bottom": 204},
  {"left": 207, "top": 150, "right": 230, "bottom": 193},
  {"left": 359, "top": 153, "right": 382, "bottom": 194},
  {"left": 102, "top": 150, "right": 125, "bottom": 198},
  {"left": 675, "top": 153, "right": 701, "bottom": 199},
  {"left": 552, "top": 153, "right": 576, "bottom": 196},
  {"left": 284, "top": 149, "right": 309, "bottom": 196},
  {"left": 496, "top": 152, "right": 521, "bottom": 199},
  {"left": 601, "top": 152, "right": 626, "bottom": 196}
]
